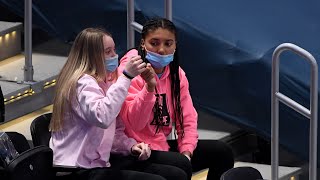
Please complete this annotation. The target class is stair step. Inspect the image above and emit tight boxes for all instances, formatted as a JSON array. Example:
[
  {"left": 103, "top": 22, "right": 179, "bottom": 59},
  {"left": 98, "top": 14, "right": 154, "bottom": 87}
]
[
  {"left": 168, "top": 128, "right": 231, "bottom": 140},
  {"left": 0, "top": 21, "right": 22, "bottom": 61},
  {"left": 198, "top": 129, "right": 231, "bottom": 140},
  {"left": 0, "top": 21, "right": 22, "bottom": 35},
  {"left": 234, "top": 161, "right": 302, "bottom": 180}
]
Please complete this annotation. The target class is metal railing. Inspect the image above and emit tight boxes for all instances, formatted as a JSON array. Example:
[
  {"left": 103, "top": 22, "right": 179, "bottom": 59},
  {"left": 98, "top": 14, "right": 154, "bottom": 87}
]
[
  {"left": 127, "top": 0, "right": 172, "bottom": 49},
  {"left": 24, "top": 0, "right": 33, "bottom": 82},
  {"left": 271, "top": 43, "right": 318, "bottom": 180}
]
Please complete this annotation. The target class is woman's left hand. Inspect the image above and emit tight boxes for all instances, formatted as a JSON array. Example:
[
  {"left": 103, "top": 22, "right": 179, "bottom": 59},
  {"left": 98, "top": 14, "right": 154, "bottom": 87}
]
[{"left": 182, "top": 151, "right": 191, "bottom": 161}]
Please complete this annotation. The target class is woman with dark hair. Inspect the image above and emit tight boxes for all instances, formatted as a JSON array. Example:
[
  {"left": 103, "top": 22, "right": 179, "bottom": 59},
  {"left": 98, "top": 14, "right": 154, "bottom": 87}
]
[{"left": 119, "top": 18, "right": 234, "bottom": 180}]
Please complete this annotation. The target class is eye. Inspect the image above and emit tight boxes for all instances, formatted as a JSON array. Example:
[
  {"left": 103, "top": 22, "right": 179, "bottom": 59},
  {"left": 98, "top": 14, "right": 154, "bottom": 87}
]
[
  {"left": 149, "top": 40, "right": 160, "bottom": 46},
  {"left": 165, "top": 42, "right": 173, "bottom": 47},
  {"left": 165, "top": 40, "right": 175, "bottom": 47},
  {"left": 105, "top": 49, "right": 111, "bottom": 55},
  {"left": 151, "top": 42, "right": 158, "bottom": 46}
]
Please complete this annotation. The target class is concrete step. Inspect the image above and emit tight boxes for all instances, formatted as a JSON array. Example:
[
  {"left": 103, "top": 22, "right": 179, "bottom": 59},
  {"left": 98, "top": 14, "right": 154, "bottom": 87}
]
[
  {"left": 0, "top": 39, "right": 69, "bottom": 122},
  {"left": 168, "top": 128, "right": 231, "bottom": 140},
  {"left": 0, "top": 21, "right": 22, "bottom": 61}
]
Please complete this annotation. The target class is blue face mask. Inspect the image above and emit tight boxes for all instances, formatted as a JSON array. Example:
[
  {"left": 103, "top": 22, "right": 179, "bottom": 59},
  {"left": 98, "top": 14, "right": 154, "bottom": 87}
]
[
  {"left": 104, "top": 55, "right": 118, "bottom": 72},
  {"left": 145, "top": 50, "right": 174, "bottom": 69}
]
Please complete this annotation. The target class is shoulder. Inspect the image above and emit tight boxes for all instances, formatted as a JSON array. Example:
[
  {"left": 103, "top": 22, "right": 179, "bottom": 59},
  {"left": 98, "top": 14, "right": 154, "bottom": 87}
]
[
  {"left": 77, "top": 74, "right": 100, "bottom": 90},
  {"left": 177, "top": 67, "right": 191, "bottom": 88},
  {"left": 178, "top": 67, "right": 187, "bottom": 79},
  {"left": 120, "top": 49, "right": 139, "bottom": 63},
  {"left": 78, "top": 74, "right": 97, "bottom": 83}
]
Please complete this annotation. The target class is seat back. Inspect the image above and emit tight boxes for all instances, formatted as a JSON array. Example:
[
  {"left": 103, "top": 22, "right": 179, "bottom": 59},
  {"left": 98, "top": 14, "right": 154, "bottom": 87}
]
[
  {"left": 6, "top": 132, "right": 30, "bottom": 153},
  {"left": 0, "top": 132, "right": 55, "bottom": 180},
  {"left": 220, "top": 166, "right": 263, "bottom": 180},
  {"left": 7, "top": 146, "right": 54, "bottom": 180},
  {"left": 30, "top": 113, "right": 83, "bottom": 175},
  {"left": 0, "top": 86, "right": 4, "bottom": 122},
  {"left": 30, "top": 113, "right": 52, "bottom": 147}
]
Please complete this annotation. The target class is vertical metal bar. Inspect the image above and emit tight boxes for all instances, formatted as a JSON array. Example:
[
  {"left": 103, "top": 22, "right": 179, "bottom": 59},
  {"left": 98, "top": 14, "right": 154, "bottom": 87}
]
[
  {"left": 165, "top": 0, "right": 172, "bottom": 21},
  {"left": 271, "top": 47, "right": 280, "bottom": 180},
  {"left": 24, "top": 0, "right": 33, "bottom": 82},
  {"left": 127, "top": 0, "right": 135, "bottom": 49},
  {"left": 271, "top": 43, "right": 318, "bottom": 180},
  {"left": 127, "top": 0, "right": 172, "bottom": 48},
  {"left": 309, "top": 52, "right": 318, "bottom": 180}
]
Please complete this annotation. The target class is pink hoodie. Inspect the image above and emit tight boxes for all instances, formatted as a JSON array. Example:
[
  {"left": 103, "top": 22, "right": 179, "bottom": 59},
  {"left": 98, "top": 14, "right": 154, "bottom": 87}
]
[
  {"left": 119, "top": 49, "right": 198, "bottom": 154},
  {"left": 50, "top": 74, "right": 136, "bottom": 168}
]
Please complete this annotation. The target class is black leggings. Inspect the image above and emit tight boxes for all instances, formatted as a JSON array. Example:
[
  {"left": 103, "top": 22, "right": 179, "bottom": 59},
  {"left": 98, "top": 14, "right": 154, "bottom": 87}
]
[
  {"left": 70, "top": 153, "right": 188, "bottom": 180},
  {"left": 67, "top": 140, "right": 233, "bottom": 180},
  {"left": 166, "top": 139, "right": 234, "bottom": 180}
]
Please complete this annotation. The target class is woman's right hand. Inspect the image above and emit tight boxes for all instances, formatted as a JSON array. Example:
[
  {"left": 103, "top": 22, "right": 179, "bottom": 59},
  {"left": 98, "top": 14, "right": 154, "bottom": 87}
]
[
  {"left": 131, "top": 142, "right": 151, "bottom": 160},
  {"left": 124, "top": 55, "right": 146, "bottom": 78}
]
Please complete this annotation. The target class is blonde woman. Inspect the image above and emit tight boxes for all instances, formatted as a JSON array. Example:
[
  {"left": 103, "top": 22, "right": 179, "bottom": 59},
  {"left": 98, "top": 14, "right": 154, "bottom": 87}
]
[{"left": 49, "top": 28, "right": 186, "bottom": 180}]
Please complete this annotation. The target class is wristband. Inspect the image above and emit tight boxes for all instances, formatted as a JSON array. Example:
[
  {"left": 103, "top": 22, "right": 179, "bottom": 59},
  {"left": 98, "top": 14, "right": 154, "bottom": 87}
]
[{"left": 123, "top": 70, "right": 134, "bottom": 79}]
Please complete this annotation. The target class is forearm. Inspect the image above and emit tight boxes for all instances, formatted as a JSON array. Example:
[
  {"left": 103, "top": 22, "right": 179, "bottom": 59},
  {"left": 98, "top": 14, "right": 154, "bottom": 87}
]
[
  {"left": 121, "top": 85, "right": 156, "bottom": 131},
  {"left": 78, "top": 75, "right": 131, "bottom": 128}
]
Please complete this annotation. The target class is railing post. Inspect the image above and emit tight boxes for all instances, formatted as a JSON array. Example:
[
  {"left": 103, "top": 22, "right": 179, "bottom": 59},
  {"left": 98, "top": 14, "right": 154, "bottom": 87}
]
[
  {"left": 165, "top": 0, "right": 172, "bottom": 21},
  {"left": 127, "top": 0, "right": 135, "bottom": 49},
  {"left": 24, "top": 0, "right": 34, "bottom": 82}
]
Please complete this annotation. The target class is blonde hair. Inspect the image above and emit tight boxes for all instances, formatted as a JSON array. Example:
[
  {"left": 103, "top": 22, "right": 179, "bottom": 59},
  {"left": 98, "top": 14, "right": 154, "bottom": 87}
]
[{"left": 50, "top": 28, "right": 116, "bottom": 131}]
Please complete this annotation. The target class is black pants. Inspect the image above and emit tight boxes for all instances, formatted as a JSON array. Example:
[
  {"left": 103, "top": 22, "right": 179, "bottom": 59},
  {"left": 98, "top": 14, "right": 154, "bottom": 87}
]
[
  {"left": 70, "top": 153, "right": 188, "bottom": 180},
  {"left": 165, "top": 139, "right": 234, "bottom": 180},
  {"left": 148, "top": 150, "right": 193, "bottom": 179}
]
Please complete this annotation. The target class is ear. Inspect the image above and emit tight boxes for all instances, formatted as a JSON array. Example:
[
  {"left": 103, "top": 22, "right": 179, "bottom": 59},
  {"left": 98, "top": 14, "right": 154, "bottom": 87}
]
[{"left": 140, "top": 40, "right": 145, "bottom": 49}]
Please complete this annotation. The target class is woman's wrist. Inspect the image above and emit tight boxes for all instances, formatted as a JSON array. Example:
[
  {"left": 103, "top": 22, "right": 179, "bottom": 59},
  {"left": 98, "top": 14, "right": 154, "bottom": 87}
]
[
  {"left": 145, "top": 84, "right": 155, "bottom": 92},
  {"left": 123, "top": 69, "right": 134, "bottom": 80}
]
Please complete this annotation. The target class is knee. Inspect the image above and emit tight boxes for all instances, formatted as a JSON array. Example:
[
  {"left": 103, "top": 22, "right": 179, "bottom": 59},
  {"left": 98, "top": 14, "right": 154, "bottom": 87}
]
[
  {"left": 198, "top": 140, "right": 235, "bottom": 169},
  {"left": 174, "top": 153, "right": 193, "bottom": 177},
  {"left": 214, "top": 141, "right": 235, "bottom": 168}
]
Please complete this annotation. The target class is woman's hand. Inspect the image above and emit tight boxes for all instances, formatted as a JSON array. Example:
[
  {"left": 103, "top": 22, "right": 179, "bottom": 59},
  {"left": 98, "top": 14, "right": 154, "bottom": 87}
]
[
  {"left": 141, "top": 63, "right": 156, "bottom": 92},
  {"left": 124, "top": 56, "right": 146, "bottom": 78},
  {"left": 131, "top": 142, "right": 151, "bottom": 160},
  {"left": 182, "top": 151, "right": 191, "bottom": 161}
]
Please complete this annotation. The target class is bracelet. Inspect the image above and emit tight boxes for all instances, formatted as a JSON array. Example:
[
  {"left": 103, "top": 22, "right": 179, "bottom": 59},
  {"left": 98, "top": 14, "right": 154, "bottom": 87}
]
[{"left": 123, "top": 70, "right": 134, "bottom": 79}]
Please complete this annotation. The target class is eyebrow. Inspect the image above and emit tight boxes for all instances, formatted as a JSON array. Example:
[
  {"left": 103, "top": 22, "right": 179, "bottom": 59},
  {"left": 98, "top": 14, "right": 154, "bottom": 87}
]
[
  {"left": 150, "top": 38, "right": 174, "bottom": 42},
  {"left": 104, "top": 47, "right": 112, "bottom": 51}
]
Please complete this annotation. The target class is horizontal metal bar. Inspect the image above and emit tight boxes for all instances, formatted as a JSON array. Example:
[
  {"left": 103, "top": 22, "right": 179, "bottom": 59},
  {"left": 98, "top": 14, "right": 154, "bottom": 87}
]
[
  {"left": 131, "top": 22, "right": 143, "bottom": 33},
  {"left": 276, "top": 92, "right": 311, "bottom": 119}
]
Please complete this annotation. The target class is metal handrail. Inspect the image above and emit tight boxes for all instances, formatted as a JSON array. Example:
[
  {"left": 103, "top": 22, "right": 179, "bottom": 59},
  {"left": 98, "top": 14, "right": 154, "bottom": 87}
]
[
  {"left": 271, "top": 43, "right": 318, "bottom": 180},
  {"left": 127, "top": 0, "right": 172, "bottom": 49}
]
